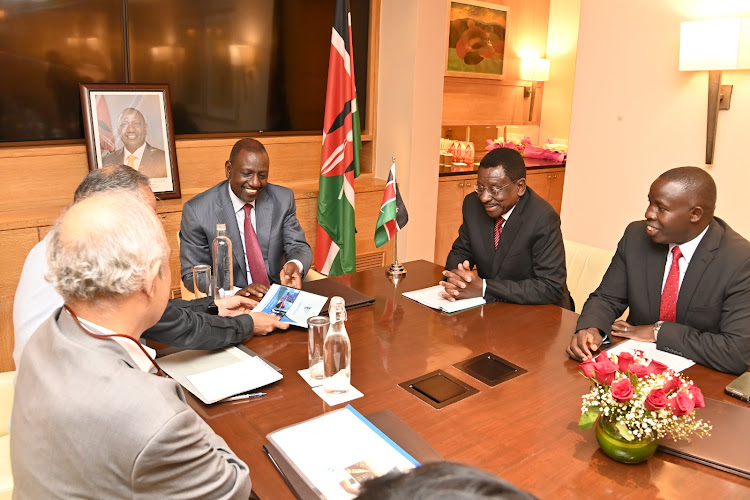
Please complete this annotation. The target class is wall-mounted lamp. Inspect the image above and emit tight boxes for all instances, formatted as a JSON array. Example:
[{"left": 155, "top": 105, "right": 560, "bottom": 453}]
[
  {"left": 679, "top": 17, "right": 750, "bottom": 164},
  {"left": 520, "top": 58, "right": 550, "bottom": 122}
]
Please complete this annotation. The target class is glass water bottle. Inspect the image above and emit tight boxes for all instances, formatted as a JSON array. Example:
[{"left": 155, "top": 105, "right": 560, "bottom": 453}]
[
  {"left": 212, "top": 223, "right": 234, "bottom": 298},
  {"left": 323, "top": 296, "right": 351, "bottom": 394}
]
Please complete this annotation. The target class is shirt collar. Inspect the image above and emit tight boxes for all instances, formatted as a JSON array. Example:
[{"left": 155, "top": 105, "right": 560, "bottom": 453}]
[
  {"left": 124, "top": 142, "right": 147, "bottom": 159},
  {"left": 501, "top": 202, "right": 516, "bottom": 221},
  {"left": 77, "top": 317, "right": 156, "bottom": 373},
  {"left": 228, "top": 183, "right": 254, "bottom": 214},
  {"left": 669, "top": 224, "right": 710, "bottom": 264}
]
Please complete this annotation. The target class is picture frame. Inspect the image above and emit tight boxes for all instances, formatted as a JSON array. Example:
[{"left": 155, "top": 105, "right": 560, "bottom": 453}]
[
  {"left": 446, "top": 1, "right": 509, "bottom": 80},
  {"left": 80, "top": 83, "right": 181, "bottom": 199}
]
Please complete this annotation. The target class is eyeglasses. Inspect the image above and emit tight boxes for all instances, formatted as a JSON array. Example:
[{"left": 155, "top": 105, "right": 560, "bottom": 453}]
[{"left": 474, "top": 179, "right": 520, "bottom": 197}]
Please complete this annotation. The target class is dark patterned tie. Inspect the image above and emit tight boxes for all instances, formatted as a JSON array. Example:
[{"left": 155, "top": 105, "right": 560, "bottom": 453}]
[
  {"left": 659, "top": 246, "right": 683, "bottom": 322},
  {"left": 243, "top": 204, "right": 270, "bottom": 286},
  {"left": 494, "top": 216, "right": 505, "bottom": 250}
]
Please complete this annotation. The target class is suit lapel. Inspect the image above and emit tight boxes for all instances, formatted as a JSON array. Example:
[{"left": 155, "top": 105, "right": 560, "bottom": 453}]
[
  {"left": 676, "top": 220, "right": 720, "bottom": 320},
  {"left": 217, "top": 182, "right": 247, "bottom": 277},
  {"left": 255, "top": 188, "right": 272, "bottom": 267},
  {"left": 646, "top": 241, "right": 667, "bottom": 320}
]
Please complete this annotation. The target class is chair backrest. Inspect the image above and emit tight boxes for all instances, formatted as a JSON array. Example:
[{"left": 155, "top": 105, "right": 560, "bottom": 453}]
[
  {"left": 0, "top": 372, "right": 15, "bottom": 437},
  {"left": 564, "top": 240, "right": 615, "bottom": 314}
]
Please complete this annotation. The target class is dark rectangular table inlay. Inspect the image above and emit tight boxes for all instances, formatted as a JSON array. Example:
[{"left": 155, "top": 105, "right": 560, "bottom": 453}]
[
  {"left": 453, "top": 352, "right": 527, "bottom": 387},
  {"left": 399, "top": 370, "right": 478, "bottom": 409}
]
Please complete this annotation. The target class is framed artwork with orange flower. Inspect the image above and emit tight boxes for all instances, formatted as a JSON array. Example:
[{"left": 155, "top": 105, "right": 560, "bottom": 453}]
[{"left": 446, "top": 1, "right": 508, "bottom": 79}]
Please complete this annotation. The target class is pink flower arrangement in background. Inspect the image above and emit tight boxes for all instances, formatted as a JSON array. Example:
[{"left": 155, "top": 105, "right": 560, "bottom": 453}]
[
  {"left": 578, "top": 351, "right": 711, "bottom": 442},
  {"left": 485, "top": 138, "right": 566, "bottom": 162}
]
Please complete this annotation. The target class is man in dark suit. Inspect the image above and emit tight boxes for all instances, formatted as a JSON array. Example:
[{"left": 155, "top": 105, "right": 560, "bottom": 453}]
[
  {"left": 440, "top": 147, "right": 571, "bottom": 309},
  {"left": 180, "top": 138, "right": 312, "bottom": 297},
  {"left": 567, "top": 167, "right": 750, "bottom": 375},
  {"left": 102, "top": 107, "right": 168, "bottom": 179}
]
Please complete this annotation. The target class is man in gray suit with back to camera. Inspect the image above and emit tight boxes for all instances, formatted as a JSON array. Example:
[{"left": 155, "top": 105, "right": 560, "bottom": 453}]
[
  {"left": 180, "top": 138, "right": 312, "bottom": 298},
  {"left": 11, "top": 192, "right": 252, "bottom": 498}
]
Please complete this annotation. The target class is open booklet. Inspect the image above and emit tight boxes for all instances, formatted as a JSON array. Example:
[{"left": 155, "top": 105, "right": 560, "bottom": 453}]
[
  {"left": 158, "top": 346, "right": 282, "bottom": 404},
  {"left": 252, "top": 284, "right": 328, "bottom": 327},
  {"left": 266, "top": 405, "right": 419, "bottom": 499},
  {"left": 402, "top": 284, "right": 485, "bottom": 313}
]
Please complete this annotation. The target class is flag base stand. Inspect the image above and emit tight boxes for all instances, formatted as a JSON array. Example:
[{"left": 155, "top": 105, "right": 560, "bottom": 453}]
[{"left": 386, "top": 262, "right": 406, "bottom": 285}]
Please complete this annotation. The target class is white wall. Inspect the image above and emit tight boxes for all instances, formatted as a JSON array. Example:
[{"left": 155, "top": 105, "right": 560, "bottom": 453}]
[
  {"left": 539, "top": 0, "right": 580, "bottom": 145},
  {"left": 375, "top": 0, "right": 447, "bottom": 263},
  {"left": 562, "top": 0, "right": 750, "bottom": 250}
]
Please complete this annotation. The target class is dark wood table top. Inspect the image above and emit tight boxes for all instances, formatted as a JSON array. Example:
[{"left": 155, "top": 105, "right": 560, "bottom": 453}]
[{"left": 188, "top": 260, "right": 749, "bottom": 499}]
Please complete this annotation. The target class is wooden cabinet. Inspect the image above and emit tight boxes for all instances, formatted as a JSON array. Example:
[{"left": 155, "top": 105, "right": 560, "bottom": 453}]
[
  {"left": 434, "top": 167, "right": 565, "bottom": 266},
  {"left": 525, "top": 168, "right": 565, "bottom": 214},
  {"left": 434, "top": 176, "right": 475, "bottom": 267}
]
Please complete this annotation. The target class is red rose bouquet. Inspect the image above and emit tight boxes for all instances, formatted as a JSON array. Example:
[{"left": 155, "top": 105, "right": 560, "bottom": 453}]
[{"left": 578, "top": 351, "right": 711, "bottom": 442}]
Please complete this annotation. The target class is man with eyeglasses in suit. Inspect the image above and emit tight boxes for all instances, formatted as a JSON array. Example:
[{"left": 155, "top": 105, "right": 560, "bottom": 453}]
[{"left": 440, "top": 147, "right": 572, "bottom": 309}]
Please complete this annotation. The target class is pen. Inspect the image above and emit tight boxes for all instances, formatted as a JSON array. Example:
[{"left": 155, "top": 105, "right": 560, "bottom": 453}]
[{"left": 223, "top": 392, "right": 266, "bottom": 402}]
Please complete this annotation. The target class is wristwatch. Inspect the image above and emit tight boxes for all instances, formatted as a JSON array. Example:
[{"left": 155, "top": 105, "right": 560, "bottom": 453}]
[
  {"left": 207, "top": 301, "right": 219, "bottom": 316},
  {"left": 653, "top": 321, "right": 664, "bottom": 341}
]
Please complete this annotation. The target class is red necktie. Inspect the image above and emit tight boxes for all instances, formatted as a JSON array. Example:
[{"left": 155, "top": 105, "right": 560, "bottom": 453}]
[
  {"left": 659, "top": 246, "right": 683, "bottom": 322},
  {"left": 242, "top": 204, "right": 270, "bottom": 286},
  {"left": 493, "top": 216, "right": 505, "bottom": 250}
]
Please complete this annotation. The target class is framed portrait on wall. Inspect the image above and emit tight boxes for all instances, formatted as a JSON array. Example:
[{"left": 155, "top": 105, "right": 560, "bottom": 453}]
[
  {"left": 446, "top": 1, "right": 509, "bottom": 79},
  {"left": 80, "top": 83, "right": 181, "bottom": 199}
]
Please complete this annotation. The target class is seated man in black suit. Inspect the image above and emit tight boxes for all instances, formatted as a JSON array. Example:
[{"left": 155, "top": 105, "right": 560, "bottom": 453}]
[
  {"left": 440, "top": 147, "right": 571, "bottom": 309},
  {"left": 180, "top": 138, "right": 312, "bottom": 298},
  {"left": 567, "top": 167, "right": 750, "bottom": 375}
]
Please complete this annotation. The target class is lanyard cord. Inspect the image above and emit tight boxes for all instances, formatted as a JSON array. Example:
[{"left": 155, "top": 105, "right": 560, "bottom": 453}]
[{"left": 64, "top": 305, "right": 165, "bottom": 377}]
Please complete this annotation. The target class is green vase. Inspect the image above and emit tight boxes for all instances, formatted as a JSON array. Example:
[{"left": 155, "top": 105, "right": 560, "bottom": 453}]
[{"left": 595, "top": 418, "right": 658, "bottom": 464}]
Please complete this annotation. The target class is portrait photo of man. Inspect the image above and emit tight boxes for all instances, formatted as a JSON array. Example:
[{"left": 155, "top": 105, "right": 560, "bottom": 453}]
[{"left": 102, "top": 106, "right": 168, "bottom": 179}]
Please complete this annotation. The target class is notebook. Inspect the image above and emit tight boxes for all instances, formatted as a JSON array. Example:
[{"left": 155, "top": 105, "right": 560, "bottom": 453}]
[
  {"left": 658, "top": 398, "right": 750, "bottom": 479},
  {"left": 264, "top": 407, "right": 442, "bottom": 500},
  {"left": 158, "top": 345, "right": 282, "bottom": 404},
  {"left": 302, "top": 278, "right": 376, "bottom": 311}
]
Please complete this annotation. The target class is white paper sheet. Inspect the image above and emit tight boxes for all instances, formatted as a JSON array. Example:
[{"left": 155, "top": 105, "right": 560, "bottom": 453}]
[
  {"left": 311, "top": 385, "right": 364, "bottom": 406},
  {"left": 607, "top": 339, "right": 695, "bottom": 373},
  {"left": 402, "top": 285, "right": 485, "bottom": 313},
  {"left": 186, "top": 356, "right": 282, "bottom": 403}
]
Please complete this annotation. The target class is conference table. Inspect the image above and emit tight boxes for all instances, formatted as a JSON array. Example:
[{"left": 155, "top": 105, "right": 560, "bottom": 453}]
[{"left": 187, "top": 260, "right": 749, "bottom": 498}]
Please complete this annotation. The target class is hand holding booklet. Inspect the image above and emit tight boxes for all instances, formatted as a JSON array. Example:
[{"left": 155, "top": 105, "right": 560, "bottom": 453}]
[
  {"left": 402, "top": 285, "right": 485, "bottom": 313},
  {"left": 252, "top": 284, "right": 328, "bottom": 327}
]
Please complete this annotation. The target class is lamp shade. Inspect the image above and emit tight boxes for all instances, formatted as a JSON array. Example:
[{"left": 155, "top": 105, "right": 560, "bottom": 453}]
[
  {"left": 679, "top": 17, "right": 750, "bottom": 71},
  {"left": 520, "top": 58, "right": 550, "bottom": 81}
]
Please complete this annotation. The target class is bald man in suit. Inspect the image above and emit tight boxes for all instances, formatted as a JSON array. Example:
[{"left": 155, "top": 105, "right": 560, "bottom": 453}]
[{"left": 180, "top": 138, "right": 312, "bottom": 297}]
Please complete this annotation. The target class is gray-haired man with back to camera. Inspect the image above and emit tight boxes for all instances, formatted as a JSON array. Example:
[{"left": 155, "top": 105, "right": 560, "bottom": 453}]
[
  {"left": 13, "top": 165, "right": 288, "bottom": 367},
  {"left": 11, "top": 192, "right": 252, "bottom": 498}
]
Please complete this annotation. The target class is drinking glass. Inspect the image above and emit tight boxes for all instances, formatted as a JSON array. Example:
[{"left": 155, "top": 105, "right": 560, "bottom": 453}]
[
  {"left": 192, "top": 265, "right": 213, "bottom": 298},
  {"left": 307, "top": 316, "right": 329, "bottom": 380}
]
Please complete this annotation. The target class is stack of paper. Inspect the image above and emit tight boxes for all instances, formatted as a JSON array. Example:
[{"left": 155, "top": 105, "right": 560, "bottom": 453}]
[{"left": 402, "top": 285, "right": 485, "bottom": 313}]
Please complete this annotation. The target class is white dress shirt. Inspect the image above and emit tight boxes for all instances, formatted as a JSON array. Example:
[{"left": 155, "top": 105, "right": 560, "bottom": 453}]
[
  {"left": 227, "top": 184, "right": 303, "bottom": 285},
  {"left": 661, "top": 225, "right": 710, "bottom": 293}
]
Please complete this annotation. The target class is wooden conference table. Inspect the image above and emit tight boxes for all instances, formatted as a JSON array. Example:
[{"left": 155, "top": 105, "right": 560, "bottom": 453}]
[{"left": 187, "top": 260, "right": 749, "bottom": 499}]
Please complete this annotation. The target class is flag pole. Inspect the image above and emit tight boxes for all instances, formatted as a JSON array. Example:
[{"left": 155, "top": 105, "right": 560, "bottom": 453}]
[{"left": 386, "top": 155, "right": 407, "bottom": 283}]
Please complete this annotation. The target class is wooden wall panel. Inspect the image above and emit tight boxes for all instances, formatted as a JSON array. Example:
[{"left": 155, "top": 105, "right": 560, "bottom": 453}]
[
  {"left": 0, "top": 227, "right": 41, "bottom": 371},
  {"left": 442, "top": 0, "right": 551, "bottom": 127}
]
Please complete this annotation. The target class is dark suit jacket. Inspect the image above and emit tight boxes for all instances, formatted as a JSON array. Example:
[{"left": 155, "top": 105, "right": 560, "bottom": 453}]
[
  {"left": 446, "top": 187, "right": 571, "bottom": 309},
  {"left": 577, "top": 218, "right": 750, "bottom": 375},
  {"left": 102, "top": 142, "right": 168, "bottom": 178},
  {"left": 180, "top": 180, "right": 312, "bottom": 290}
]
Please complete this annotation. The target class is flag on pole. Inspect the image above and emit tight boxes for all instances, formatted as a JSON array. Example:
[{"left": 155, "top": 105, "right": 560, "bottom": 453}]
[
  {"left": 315, "top": 0, "right": 362, "bottom": 276},
  {"left": 374, "top": 160, "right": 409, "bottom": 248},
  {"left": 96, "top": 96, "right": 116, "bottom": 157}
]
